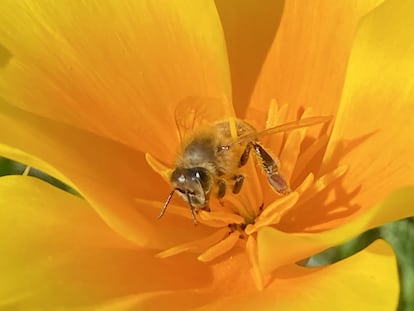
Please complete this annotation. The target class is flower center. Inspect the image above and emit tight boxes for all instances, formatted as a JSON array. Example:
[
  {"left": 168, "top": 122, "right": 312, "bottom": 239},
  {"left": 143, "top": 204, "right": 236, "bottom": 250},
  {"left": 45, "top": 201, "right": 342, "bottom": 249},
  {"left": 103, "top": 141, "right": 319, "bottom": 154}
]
[{"left": 145, "top": 100, "right": 345, "bottom": 290}]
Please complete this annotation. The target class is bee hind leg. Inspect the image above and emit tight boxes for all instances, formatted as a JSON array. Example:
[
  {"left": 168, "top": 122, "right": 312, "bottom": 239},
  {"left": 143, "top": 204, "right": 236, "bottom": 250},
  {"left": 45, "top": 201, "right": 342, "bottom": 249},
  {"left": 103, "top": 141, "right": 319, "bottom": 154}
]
[
  {"left": 252, "top": 142, "right": 290, "bottom": 195},
  {"left": 267, "top": 172, "right": 290, "bottom": 195}
]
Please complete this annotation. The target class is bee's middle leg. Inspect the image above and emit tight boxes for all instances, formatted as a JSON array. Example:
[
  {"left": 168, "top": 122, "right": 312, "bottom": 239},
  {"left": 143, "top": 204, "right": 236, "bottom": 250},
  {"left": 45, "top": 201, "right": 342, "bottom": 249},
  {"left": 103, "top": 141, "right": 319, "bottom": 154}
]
[
  {"left": 216, "top": 176, "right": 244, "bottom": 198},
  {"left": 216, "top": 179, "right": 226, "bottom": 199},
  {"left": 232, "top": 175, "right": 244, "bottom": 194}
]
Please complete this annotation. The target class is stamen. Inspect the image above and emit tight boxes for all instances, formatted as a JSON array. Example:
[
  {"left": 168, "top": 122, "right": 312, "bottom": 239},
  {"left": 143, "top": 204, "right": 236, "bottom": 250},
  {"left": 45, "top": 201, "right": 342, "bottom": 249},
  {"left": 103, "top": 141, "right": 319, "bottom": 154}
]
[
  {"left": 265, "top": 99, "right": 279, "bottom": 129},
  {"left": 246, "top": 235, "right": 266, "bottom": 291},
  {"left": 295, "top": 173, "right": 315, "bottom": 195},
  {"left": 198, "top": 210, "right": 245, "bottom": 227},
  {"left": 218, "top": 157, "right": 264, "bottom": 224},
  {"left": 198, "top": 231, "right": 241, "bottom": 262},
  {"left": 156, "top": 228, "right": 229, "bottom": 259},
  {"left": 246, "top": 192, "right": 299, "bottom": 234},
  {"left": 297, "top": 165, "right": 348, "bottom": 205},
  {"left": 259, "top": 192, "right": 299, "bottom": 220},
  {"left": 225, "top": 195, "right": 257, "bottom": 224},
  {"left": 263, "top": 100, "right": 288, "bottom": 155},
  {"left": 145, "top": 153, "right": 172, "bottom": 182},
  {"left": 291, "top": 134, "right": 329, "bottom": 185},
  {"left": 279, "top": 129, "right": 307, "bottom": 183},
  {"left": 266, "top": 99, "right": 288, "bottom": 129},
  {"left": 277, "top": 108, "right": 315, "bottom": 181}
]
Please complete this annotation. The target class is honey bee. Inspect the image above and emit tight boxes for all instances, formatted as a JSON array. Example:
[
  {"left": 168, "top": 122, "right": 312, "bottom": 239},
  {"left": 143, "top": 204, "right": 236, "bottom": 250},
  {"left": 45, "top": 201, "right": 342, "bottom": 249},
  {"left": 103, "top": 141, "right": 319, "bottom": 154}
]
[{"left": 158, "top": 116, "right": 330, "bottom": 224}]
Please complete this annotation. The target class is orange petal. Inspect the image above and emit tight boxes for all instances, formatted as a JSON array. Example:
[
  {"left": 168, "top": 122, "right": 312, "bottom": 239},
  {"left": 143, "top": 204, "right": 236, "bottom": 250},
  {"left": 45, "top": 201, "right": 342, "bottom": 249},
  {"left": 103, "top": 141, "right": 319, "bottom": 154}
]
[
  {"left": 214, "top": 0, "right": 284, "bottom": 116},
  {"left": 257, "top": 186, "right": 414, "bottom": 275},
  {"left": 0, "top": 101, "right": 213, "bottom": 249},
  {"left": 0, "top": 175, "right": 214, "bottom": 309},
  {"left": 78, "top": 240, "right": 398, "bottom": 311},
  {"left": 248, "top": 0, "right": 384, "bottom": 126},
  {"left": 226, "top": 240, "right": 398, "bottom": 311},
  {"left": 0, "top": 1, "right": 232, "bottom": 161},
  {"left": 323, "top": 0, "right": 414, "bottom": 220},
  {"left": 197, "top": 231, "right": 241, "bottom": 262}
]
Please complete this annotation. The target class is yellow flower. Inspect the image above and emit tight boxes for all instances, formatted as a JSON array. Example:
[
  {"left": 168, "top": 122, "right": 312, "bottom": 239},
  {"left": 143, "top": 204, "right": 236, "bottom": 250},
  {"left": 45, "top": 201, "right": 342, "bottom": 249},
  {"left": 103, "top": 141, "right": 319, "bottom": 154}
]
[{"left": 0, "top": 1, "right": 413, "bottom": 310}]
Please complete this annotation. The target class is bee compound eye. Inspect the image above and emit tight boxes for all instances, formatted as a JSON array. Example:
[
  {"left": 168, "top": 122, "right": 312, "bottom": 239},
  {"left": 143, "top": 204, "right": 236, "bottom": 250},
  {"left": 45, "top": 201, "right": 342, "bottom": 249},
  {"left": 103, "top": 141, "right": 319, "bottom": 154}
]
[
  {"left": 193, "top": 168, "right": 208, "bottom": 183},
  {"left": 171, "top": 168, "right": 188, "bottom": 185}
]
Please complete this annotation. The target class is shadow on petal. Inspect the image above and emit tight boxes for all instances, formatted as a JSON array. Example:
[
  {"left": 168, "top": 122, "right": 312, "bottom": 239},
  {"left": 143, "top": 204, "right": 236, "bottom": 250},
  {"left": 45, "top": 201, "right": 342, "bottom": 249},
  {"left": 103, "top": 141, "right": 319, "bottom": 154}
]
[
  {"left": 215, "top": 0, "right": 285, "bottom": 117},
  {"left": 0, "top": 43, "right": 12, "bottom": 67}
]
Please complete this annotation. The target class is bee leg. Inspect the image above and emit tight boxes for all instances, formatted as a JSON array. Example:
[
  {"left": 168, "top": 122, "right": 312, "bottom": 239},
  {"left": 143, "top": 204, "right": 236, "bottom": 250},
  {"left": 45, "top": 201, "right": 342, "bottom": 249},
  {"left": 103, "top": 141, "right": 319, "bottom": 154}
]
[
  {"left": 189, "top": 207, "right": 198, "bottom": 225},
  {"left": 232, "top": 175, "right": 244, "bottom": 194},
  {"left": 239, "top": 142, "right": 252, "bottom": 167},
  {"left": 252, "top": 142, "right": 290, "bottom": 195},
  {"left": 217, "top": 179, "right": 226, "bottom": 199},
  {"left": 158, "top": 189, "right": 175, "bottom": 220},
  {"left": 186, "top": 192, "right": 199, "bottom": 225}
]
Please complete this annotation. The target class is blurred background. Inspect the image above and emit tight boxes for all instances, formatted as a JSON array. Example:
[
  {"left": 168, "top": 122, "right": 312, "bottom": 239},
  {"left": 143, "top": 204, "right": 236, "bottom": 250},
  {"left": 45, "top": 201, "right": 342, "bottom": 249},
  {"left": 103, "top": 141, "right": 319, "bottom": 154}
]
[{"left": 1, "top": 156, "right": 413, "bottom": 310}]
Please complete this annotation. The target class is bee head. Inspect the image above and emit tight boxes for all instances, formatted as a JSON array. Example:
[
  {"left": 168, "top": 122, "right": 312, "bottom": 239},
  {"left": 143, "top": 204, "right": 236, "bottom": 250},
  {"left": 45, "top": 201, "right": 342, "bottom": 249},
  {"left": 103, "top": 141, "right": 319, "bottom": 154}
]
[{"left": 170, "top": 167, "right": 212, "bottom": 208}]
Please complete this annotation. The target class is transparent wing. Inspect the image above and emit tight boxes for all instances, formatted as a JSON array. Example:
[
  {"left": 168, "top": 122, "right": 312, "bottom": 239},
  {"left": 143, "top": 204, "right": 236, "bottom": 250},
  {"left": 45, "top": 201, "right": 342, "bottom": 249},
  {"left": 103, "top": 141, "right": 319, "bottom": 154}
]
[
  {"left": 232, "top": 115, "right": 332, "bottom": 144},
  {"left": 174, "top": 96, "right": 226, "bottom": 141}
]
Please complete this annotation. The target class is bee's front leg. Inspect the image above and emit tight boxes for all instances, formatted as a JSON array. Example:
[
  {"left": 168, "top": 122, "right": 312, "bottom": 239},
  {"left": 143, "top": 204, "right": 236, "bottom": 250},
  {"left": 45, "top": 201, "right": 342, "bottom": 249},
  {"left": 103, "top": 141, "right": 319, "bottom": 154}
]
[{"left": 239, "top": 142, "right": 252, "bottom": 167}]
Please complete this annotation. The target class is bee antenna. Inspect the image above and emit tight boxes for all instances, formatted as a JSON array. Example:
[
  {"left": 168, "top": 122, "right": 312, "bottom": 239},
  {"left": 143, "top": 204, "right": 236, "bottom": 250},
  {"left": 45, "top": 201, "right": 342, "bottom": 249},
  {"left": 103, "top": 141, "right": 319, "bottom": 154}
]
[{"left": 158, "top": 189, "right": 176, "bottom": 220}]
